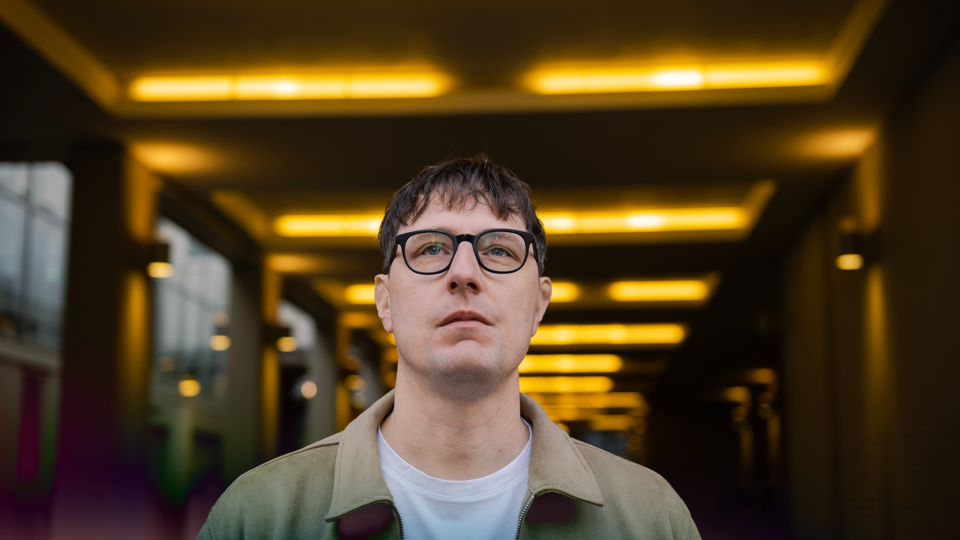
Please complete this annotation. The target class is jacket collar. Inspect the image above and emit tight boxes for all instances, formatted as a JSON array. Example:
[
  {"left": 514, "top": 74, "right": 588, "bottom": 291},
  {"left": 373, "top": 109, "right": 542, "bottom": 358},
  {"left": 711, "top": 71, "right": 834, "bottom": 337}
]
[{"left": 325, "top": 389, "right": 604, "bottom": 522}]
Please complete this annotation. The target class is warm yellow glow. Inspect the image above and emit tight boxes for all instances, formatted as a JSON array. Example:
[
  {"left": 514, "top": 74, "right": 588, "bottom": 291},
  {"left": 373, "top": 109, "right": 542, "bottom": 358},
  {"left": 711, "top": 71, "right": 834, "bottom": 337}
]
[
  {"left": 267, "top": 254, "right": 327, "bottom": 273},
  {"left": 608, "top": 280, "right": 710, "bottom": 302},
  {"left": 300, "top": 380, "right": 318, "bottom": 399},
  {"left": 345, "top": 284, "right": 377, "bottom": 304},
  {"left": 722, "top": 386, "right": 751, "bottom": 404},
  {"left": 550, "top": 282, "right": 581, "bottom": 302},
  {"left": 531, "top": 324, "right": 686, "bottom": 346},
  {"left": 836, "top": 253, "right": 864, "bottom": 270},
  {"left": 130, "top": 77, "right": 233, "bottom": 101},
  {"left": 209, "top": 335, "right": 231, "bottom": 351},
  {"left": 519, "top": 376, "right": 614, "bottom": 393},
  {"left": 339, "top": 312, "right": 381, "bottom": 329},
  {"left": 519, "top": 355, "right": 623, "bottom": 373},
  {"left": 706, "top": 62, "right": 828, "bottom": 88},
  {"left": 539, "top": 208, "right": 745, "bottom": 234},
  {"left": 147, "top": 262, "right": 174, "bottom": 278},
  {"left": 529, "top": 392, "right": 645, "bottom": 408},
  {"left": 651, "top": 69, "right": 705, "bottom": 88},
  {"left": 275, "top": 214, "right": 382, "bottom": 237},
  {"left": 802, "top": 129, "right": 875, "bottom": 158},
  {"left": 133, "top": 144, "right": 218, "bottom": 173},
  {"left": 178, "top": 379, "right": 201, "bottom": 397},
  {"left": 276, "top": 336, "right": 299, "bottom": 352},
  {"left": 345, "top": 374, "right": 367, "bottom": 392},
  {"left": 129, "top": 73, "right": 449, "bottom": 102},
  {"left": 590, "top": 415, "right": 634, "bottom": 431},
  {"left": 527, "top": 61, "right": 827, "bottom": 95}
]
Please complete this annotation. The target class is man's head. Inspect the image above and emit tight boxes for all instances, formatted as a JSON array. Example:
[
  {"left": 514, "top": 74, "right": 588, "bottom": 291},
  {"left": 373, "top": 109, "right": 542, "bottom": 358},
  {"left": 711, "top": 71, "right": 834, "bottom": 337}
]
[{"left": 374, "top": 155, "right": 552, "bottom": 399}]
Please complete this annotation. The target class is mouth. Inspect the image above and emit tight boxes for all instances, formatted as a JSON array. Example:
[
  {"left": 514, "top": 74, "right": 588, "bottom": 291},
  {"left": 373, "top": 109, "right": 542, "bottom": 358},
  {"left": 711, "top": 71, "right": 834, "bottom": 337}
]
[{"left": 439, "top": 310, "right": 493, "bottom": 328}]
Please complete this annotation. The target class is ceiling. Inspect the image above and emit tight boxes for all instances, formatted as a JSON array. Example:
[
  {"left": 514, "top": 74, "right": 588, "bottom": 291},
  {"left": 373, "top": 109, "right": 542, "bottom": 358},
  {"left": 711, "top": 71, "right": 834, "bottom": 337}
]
[{"left": 2, "top": 0, "right": 960, "bottom": 399}]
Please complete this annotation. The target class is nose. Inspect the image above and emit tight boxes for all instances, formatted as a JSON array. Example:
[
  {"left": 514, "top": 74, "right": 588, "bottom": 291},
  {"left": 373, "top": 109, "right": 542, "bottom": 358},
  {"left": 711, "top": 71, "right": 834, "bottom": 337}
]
[{"left": 446, "top": 240, "right": 482, "bottom": 293}]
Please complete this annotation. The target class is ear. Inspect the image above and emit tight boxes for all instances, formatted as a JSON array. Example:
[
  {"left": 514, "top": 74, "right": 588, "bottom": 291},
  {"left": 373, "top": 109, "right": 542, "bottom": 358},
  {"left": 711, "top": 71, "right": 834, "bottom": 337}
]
[
  {"left": 374, "top": 274, "right": 393, "bottom": 333},
  {"left": 531, "top": 277, "right": 552, "bottom": 337}
]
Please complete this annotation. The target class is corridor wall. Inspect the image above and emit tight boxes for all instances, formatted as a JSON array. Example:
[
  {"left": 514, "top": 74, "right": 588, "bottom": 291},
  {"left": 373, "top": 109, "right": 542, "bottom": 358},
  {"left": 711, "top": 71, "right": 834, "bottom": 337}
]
[{"left": 781, "top": 30, "right": 960, "bottom": 540}]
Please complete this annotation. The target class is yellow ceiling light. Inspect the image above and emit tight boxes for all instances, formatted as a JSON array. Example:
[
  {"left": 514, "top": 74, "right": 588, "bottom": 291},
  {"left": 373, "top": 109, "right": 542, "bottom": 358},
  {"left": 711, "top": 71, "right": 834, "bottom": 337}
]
[
  {"left": 707, "top": 62, "right": 828, "bottom": 89},
  {"left": 129, "top": 72, "right": 449, "bottom": 102},
  {"left": 130, "top": 77, "right": 233, "bottom": 101},
  {"left": 275, "top": 214, "right": 382, "bottom": 237},
  {"left": 345, "top": 284, "right": 377, "bottom": 304},
  {"left": 527, "top": 61, "right": 827, "bottom": 95},
  {"left": 550, "top": 282, "right": 581, "bottom": 302},
  {"left": 530, "top": 324, "right": 686, "bottom": 346},
  {"left": 538, "top": 208, "right": 745, "bottom": 234},
  {"left": 519, "top": 354, "right": 623, "bottom": 373},
  {"left": 608, "top": 280, "right": 710, "bottom": 302},
  {"left": 528, "top": 392, "right": 645, "bottom": 409},
  {"left": 519, "top": 376, "right": 614, "bottom": 393}
]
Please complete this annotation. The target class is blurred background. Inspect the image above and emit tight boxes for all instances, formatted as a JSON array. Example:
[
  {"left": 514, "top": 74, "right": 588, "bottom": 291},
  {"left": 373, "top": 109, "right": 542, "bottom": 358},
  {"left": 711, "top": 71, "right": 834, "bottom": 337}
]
[{"left": 0, "top": 0, "right": 958, "bottom": 538}]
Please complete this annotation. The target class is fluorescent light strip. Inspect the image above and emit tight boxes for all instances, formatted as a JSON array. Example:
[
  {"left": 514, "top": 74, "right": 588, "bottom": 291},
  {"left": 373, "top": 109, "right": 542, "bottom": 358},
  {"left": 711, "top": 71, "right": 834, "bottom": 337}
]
[
  {"left": 275, "top": 214, "right": 382, "bottom": 236},
  {"left": 274, "top": 209, "right": 743, "bottom": 238},
  {"left": 519, "top": 376, "right": 613, "bottom": 393},
  {"left": 527, "top": 392, "right": 645, "bottom": 408},
  {"left": 519, "top": 354, "right": 623, "bottom": 373},
  {"left": 130, "top": 73, "right": 450, "bottom": 102},
  {"left": 345, "top": 284, "right": 377, "bottom": 304},
  {"left": 550, "top": 282, "right": 580, "bottom": 302},
  {"left": 531, "top": 324, "right": 686, "bottom": 346},
  {"left": 539, "top": 208, "right": 745, "bottom": 234},
  {"left": 608, "top": 280, "right": 710, "bottom": 302},
  {"left": 528, "top": 61, "right": 828, "bottom": 95}
]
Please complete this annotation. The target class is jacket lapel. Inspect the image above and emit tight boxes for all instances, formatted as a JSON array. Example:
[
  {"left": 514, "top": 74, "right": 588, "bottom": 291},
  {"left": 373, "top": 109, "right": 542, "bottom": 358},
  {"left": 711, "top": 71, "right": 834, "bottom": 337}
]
[
  {"left": 323, "top": 389, "right": 605, "bottom": 524},
  {"left": 521, "top": 393, "right": 605, "bottom": 507},
  {"left": 324, "top": 390, "right": 397, "bottom": 522}
]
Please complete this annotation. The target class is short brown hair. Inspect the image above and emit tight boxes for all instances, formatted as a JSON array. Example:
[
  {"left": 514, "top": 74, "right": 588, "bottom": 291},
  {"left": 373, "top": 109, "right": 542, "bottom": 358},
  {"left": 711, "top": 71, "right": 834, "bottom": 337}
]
[{"left": 378, "top": 154, "right": 547, "bottom": 275}]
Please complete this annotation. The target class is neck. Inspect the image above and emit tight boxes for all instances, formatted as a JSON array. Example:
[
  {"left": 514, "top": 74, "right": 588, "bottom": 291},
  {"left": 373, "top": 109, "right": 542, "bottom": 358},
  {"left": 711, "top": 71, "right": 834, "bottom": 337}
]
[{"left": 379, "top": 366, "right": 530, "bottom": 481}]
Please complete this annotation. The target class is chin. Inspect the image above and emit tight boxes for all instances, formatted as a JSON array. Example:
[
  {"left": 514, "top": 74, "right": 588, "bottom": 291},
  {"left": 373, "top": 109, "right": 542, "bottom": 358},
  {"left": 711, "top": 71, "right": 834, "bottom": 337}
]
[{"left": 423, "top": 347, "right": 509, "bottom": 399}]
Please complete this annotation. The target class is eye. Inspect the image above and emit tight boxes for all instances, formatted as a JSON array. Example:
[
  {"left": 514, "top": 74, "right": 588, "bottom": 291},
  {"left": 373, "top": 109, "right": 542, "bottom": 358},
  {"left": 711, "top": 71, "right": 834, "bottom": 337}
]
[{"left": 425, "top": 243, "right": 443, "bottom": 255}]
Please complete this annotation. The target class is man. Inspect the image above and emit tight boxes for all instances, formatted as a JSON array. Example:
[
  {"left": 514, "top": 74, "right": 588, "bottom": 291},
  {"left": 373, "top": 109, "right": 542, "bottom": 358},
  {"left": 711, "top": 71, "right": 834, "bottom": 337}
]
[{"left": 198, "top": 155, "right": 701, "bottom": 539}]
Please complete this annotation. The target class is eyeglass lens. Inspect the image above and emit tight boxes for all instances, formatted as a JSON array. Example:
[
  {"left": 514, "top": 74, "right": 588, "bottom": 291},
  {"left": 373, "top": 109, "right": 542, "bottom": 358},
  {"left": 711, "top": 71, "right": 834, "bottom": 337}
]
[{"left": 404, "top": 231, "right": 527, "bottom": 273}]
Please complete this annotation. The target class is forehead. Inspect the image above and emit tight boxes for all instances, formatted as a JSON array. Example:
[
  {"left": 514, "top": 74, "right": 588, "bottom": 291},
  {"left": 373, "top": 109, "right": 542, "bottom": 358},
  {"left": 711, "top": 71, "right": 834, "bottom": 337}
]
[{"left": 399, "top": 194, "right": 527, "bottom": 234}]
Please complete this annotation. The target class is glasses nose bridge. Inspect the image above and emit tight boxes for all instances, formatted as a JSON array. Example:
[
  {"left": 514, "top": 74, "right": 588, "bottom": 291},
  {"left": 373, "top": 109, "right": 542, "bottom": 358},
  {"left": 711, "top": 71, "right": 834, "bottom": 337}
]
[{"left": 449, "top": 233, "right": 480, "bottom": 270}]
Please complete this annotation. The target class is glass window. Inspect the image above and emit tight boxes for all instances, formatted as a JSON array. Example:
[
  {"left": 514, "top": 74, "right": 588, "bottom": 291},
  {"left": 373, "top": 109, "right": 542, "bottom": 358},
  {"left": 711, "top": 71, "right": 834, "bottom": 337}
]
[
  {"left": 152, "top": 218, "right": 232, "bottom": 399},
  {"left": 0, "top": 162, "right": 72, "bottom": 348}
]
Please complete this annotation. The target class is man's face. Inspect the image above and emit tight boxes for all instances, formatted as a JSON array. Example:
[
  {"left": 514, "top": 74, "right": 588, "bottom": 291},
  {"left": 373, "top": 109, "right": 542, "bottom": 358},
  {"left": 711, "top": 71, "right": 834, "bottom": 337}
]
[{"left": 374, "top": 197, "right": 552, "bottom": 397}]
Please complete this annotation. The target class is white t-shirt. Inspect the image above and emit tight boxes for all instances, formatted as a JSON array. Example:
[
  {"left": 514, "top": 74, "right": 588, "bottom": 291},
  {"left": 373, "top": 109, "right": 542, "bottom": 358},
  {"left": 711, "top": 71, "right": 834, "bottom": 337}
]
[{"left": 377, "top": 420, "right": 532, "bottom": 540}]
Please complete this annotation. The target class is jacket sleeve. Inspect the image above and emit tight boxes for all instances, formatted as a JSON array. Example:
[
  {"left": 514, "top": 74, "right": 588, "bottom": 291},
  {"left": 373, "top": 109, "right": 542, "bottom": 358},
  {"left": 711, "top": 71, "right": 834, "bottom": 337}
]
[{"left": 196, "top": 519, "right": 217, "bottom": 540}]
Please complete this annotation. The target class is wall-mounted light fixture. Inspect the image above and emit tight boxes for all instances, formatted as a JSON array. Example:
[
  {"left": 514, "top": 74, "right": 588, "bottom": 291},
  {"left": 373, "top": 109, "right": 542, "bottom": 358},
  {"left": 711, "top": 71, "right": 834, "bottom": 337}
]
[
  {"left": 265, "top": 324, "right": 297, "bottom": 352},
  {"left": 836, "top": 217, "right": 864, "bottom": 270},
  {"left": 146, "top": 242, "right": 173, "bottom": 278}
]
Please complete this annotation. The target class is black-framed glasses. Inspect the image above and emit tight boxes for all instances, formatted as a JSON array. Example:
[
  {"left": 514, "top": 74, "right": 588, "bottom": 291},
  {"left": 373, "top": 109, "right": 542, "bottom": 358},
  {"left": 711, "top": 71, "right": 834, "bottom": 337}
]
[{"left": 394, "top": 229, "right": 536, "bottom": 275}]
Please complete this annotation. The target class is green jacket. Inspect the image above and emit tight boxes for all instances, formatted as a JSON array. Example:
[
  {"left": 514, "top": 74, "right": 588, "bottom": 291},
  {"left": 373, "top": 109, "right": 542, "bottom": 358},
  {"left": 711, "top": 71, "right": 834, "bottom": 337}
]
[{"left": 198, "top": 391, "right": 701, "bottom": 539}]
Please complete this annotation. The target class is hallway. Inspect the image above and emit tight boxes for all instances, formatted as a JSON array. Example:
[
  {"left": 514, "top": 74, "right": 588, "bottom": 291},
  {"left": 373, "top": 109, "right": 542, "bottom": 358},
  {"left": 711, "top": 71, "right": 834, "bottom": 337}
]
[{"left": 1, "top": 1, "right": 959, "bottom": 538}]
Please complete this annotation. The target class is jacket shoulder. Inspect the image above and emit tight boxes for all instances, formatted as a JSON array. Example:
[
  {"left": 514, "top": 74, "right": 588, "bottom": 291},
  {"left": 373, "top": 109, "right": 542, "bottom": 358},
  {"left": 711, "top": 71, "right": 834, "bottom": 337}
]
[
  {"left": 203, "top": 432, "right": 344, "bottom": 539},
  {"left": 571, "top": 439, "right": 701, "bottom": 539},
  {"left": 571, "top": 439, "right": 674, "bottom": 495}
]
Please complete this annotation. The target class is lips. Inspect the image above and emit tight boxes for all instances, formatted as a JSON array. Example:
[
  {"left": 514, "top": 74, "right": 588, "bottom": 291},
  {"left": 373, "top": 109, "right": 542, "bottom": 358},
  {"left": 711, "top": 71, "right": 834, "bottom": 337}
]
[{"left": 439, "top": 309, "right": 492, "bottom": 327}]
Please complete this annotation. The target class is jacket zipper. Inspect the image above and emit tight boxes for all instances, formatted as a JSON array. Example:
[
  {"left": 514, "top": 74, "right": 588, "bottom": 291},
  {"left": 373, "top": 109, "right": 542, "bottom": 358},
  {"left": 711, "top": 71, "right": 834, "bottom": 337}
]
[
  {"left": 393, "top": 504, "right": 405, "bottom": 540},
  {"left": 514, "top": 494, "right": 535, "bottom": 540}
]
